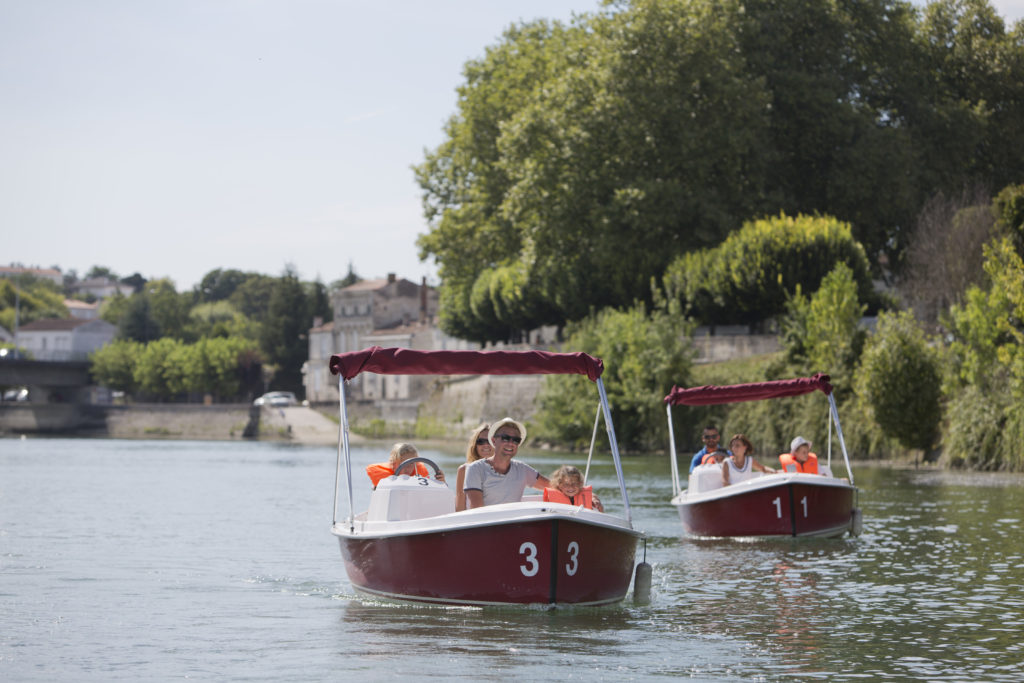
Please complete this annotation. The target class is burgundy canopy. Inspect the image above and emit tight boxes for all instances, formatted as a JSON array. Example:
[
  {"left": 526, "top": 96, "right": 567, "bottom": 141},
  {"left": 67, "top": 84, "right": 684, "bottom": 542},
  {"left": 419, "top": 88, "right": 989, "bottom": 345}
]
[
  {"left": 329, "top": 346, "right": 604, "bottom": 381},
  {"left": 664, "top": 373, "right": 833, "bottom": 406}
]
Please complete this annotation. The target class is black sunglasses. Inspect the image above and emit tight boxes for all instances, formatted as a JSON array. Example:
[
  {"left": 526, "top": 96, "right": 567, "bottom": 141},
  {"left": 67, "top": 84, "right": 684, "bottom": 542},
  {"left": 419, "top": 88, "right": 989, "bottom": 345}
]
[
  {"left": 496, "top": 434, "right": 522, "bottom": 444},
  {"left": 475, "top": 438, "right": 491, "bottom": 445}
]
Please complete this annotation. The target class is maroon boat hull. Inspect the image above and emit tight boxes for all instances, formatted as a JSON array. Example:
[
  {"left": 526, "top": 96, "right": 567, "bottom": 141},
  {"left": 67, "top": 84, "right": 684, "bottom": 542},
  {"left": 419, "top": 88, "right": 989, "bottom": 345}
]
[
  {"left": 338, "top": 517, "right": 640, "bottom": 606},
  {"left": 677, "top": 480, "right": 855, "bottom": 538}
]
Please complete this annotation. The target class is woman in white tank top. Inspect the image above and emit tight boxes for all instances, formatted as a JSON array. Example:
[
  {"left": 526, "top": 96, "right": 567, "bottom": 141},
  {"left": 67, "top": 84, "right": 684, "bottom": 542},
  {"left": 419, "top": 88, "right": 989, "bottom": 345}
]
[{"left": 722, "top": 434, "right": 776, "bottom": 486}]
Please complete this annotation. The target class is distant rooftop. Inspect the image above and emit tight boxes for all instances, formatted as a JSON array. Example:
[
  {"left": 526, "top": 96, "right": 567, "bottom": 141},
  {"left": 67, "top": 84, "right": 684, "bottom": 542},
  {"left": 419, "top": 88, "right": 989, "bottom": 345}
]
[{"left": 19, "top": 318, "right": 93, "bottom": 331}]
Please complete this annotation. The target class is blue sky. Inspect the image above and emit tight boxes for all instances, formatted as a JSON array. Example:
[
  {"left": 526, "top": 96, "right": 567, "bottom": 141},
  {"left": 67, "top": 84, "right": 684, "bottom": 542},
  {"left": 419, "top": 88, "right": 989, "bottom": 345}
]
[{"left": 3, "top": 0, "right": 1022, "bottom": 291}]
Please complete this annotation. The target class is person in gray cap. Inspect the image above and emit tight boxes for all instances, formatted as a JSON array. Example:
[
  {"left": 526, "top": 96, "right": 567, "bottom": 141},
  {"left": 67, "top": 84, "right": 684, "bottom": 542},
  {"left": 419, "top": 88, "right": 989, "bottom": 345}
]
[
  {"left": 779, "top": 436, "right": 819, "bottom": 473},
  {"left": 464, "top": 417, "right": 550, "bottom": 509}
]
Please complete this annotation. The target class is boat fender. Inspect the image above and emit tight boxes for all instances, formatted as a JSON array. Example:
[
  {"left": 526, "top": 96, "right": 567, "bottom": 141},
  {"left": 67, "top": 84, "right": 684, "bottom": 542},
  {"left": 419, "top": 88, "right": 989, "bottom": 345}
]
[
  {"left": 850, "top": 507, "right": 863, "bottom": 537},
  {"left": 633, "top": 562, "right": 652, "bottom": 604}
]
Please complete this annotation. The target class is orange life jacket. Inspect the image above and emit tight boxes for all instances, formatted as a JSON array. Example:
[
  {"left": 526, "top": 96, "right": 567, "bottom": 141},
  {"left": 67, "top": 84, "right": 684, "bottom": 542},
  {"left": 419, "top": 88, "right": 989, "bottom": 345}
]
[
  {"left": 366, "top": 461, "right": 429, "bottom": 487},
  {"left": 778, "top": 452, "right": 819, "bottom": 474},
  {"left": 542, "top": 486, "right": 595, "bottom": 508},
  {"left": 701, "top": 452, "right": 725, "bottom": 465}
]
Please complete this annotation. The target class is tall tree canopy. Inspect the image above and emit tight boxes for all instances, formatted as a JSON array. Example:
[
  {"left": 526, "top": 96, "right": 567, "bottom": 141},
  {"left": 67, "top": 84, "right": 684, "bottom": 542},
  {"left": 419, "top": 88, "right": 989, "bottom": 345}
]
[{"left": 416, "top": 0, "right": 1024, "bottom": 341}]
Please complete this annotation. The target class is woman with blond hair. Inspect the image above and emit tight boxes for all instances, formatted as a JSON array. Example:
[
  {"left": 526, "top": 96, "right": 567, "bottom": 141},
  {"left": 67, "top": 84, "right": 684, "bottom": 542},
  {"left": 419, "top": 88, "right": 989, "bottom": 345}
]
[{"left": 455, "top": 424, "right": 492, "bottom": 511}]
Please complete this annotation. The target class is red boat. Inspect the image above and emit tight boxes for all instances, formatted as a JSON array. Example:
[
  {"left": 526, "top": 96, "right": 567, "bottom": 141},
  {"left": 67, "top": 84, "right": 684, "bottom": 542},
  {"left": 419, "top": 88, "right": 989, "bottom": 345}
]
[
  {"left": 665, "top": 374, "right": 862, "bottom": 538},
  {"left": 328, "top": 346, "right": 644, "bottom": 606}
]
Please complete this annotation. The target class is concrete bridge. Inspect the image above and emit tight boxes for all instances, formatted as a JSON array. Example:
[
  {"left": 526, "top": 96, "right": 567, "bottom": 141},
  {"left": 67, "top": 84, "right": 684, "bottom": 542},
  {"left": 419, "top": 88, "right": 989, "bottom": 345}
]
[{"left": 0, "top": 359, "right": 93, "bottom": 402}]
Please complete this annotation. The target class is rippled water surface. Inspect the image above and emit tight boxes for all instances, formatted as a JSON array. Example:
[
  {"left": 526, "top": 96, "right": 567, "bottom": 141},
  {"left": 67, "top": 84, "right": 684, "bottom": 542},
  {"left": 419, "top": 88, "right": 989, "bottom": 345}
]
[{"left": 2, "top": 438, "right": 1023, "bottom": 680}]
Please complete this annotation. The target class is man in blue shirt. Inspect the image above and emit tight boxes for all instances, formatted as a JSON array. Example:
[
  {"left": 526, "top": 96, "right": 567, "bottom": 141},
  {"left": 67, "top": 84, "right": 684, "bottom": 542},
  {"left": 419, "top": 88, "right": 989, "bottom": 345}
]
[{"left": 689, "top": 425, "right": 727, "bottom": 473}]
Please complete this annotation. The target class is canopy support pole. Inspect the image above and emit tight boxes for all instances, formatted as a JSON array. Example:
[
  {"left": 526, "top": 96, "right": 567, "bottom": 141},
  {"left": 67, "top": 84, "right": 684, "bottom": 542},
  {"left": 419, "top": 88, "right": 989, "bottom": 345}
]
[
  {"left": 333, "top": 374, "right": 355, "bottom": 532},
  {"left": 583, "top": 402, "right": 601, "bottom": 484},
  {"left": 826, "top": 406, "right": 833, "bottom": 469},
  {"left": 597, "top": 378, "right": 632, "bottom": 524},
  {"left": 827, "top": 393, "right": 854, "bottom": 486},
  {"left": 667, "top": 403, "right": 680, "bottom": 497}
]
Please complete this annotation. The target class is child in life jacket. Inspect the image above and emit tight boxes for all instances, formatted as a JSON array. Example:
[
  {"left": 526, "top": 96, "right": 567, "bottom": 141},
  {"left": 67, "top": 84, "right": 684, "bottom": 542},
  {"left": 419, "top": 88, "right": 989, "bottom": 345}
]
[
  {"left": 542, "top": 465, "right": 604, "bottom": 512},
  {"left": 366, "top": 442, "right": 444, "bottom": 488}
]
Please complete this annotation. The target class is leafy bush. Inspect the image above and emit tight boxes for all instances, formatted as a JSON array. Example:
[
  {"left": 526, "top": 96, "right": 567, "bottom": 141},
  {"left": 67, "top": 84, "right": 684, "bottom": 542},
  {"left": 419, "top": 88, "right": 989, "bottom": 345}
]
[
  {"left": 943, "top": 236, "right": 1024, "bottom": 470},
  {"left": 662, "top": 213, "right": 876, "bottom": 325},
  {"left": 91, "top": 336, "right": 260, "bottom": 401},
  {"left": 534, "top": 301, "right": 694, "bottom": 452},
  {"left": 857, "top": 311, "right": 943, "bottom": 453},
  {"left": 942, "top": 387, "right": 1008, "bottom": 470},
  {"left": 90, "top": 340, "right": 143, "bottom": 393}
]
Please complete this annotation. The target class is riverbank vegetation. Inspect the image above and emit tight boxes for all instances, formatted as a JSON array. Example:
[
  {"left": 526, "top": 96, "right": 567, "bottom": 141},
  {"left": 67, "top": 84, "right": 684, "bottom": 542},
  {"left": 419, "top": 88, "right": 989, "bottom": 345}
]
[
  {"left": 534, "top": 189, "right": 1024, "bottom": 470},
  {"left": 416, "top": 0, "right": 1024, "bottom": 468},
  {"left": 2, "top": 264, "right": 339, "bottom": 401}
]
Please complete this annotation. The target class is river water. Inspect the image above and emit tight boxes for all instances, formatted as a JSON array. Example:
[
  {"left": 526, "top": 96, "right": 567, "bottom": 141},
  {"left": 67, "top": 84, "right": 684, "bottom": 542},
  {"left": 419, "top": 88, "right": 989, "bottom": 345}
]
[{"left": 2, "top": 437, "right": 1022, "bottom": 681}]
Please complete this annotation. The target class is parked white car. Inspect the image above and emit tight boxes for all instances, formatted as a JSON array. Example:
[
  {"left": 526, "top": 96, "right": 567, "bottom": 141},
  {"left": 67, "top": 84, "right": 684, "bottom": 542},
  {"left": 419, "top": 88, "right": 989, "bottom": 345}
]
[
  {"left": 253, "top": 391, "right": 299, "bottom": 407},
  {"left": 2, "top": 387, "right": 29, "bottom": 402}
]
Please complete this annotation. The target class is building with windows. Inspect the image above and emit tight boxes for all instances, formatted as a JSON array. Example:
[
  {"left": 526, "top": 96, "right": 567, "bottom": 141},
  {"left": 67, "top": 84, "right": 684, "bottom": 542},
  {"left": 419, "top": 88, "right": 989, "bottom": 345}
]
[
  {"left": 73, "top": 277, "right": 131, "bottom": 300},
  {"left": 16, "top": 318, "right": 117, "bottom": 361},
  {"left": 302, "top": 274, "right": 476, "bottom": 404}
]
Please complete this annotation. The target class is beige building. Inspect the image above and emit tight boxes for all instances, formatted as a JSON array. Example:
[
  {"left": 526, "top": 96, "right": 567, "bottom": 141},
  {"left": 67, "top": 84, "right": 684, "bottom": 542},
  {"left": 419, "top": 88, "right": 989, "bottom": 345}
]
[
  {"left": 65, "top": 299, "right": 100, "bottom": 320},
  {"left": 303, "top": 274, "right": 477, "bottom": 404}
]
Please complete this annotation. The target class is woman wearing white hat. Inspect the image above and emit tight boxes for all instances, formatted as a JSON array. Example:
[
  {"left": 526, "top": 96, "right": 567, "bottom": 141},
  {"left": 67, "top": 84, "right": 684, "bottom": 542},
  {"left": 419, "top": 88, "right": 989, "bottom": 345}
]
[{"left": 463, "top": 417, "right": 550, "bottom": 509}]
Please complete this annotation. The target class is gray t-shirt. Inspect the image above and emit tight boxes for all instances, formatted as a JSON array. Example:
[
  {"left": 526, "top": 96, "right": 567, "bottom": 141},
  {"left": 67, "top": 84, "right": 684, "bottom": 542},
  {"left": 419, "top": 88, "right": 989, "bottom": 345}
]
[{"left": 463, "top": 458, "right": 540, "bottom": 506}]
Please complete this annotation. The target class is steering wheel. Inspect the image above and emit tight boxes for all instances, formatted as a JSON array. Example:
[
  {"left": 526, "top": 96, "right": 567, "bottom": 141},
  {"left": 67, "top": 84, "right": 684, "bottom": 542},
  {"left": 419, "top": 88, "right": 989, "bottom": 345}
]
[{"left": 393, "top": 456, "right": 443, "bottom": 478}]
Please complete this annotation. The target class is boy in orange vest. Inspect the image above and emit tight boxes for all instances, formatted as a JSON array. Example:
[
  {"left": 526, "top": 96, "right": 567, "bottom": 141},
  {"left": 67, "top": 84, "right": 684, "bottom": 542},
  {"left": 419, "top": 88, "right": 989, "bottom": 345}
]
[{"left": 778, "top": 436, "right": 819, "bottom": 474}]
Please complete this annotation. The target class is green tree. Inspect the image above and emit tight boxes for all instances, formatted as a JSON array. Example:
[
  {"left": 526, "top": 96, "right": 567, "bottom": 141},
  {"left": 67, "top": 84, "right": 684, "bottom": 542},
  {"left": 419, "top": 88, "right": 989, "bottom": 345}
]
[
  {"left": 944, "top": 236, "right": 1024, "bottom": 469},
  {"left": 416, "top": 0, "right": 1024, "bottom": 340},
  {"left": 202, "top": 336, "right": 261, "bottom": 399},
  {"left": 663, "top": 213, "right": 876, "bottom": 325},
  {"left": 416, "top": 18, "right": 579, "bottom": 340},
  {"left": 195, "top": 268, "right": 250, "bottom": 303},
  {"left": 993, "top": 183, "right": 1024, "bottom": 256},
  {"left": 117, "top": 294, "right": 160, "bottom": 342},
  {"left": 857, "top": 311, "right": 943, "bottom": 453},
  {"left": 186, "top": 301, "right": 257, "bottom": 340},
  {"left": 777, "top": 263, "right": 867, "bottom": 389},
  {"left": 133, "top": 337, "right": 184, "bottom": 400},
  {"left": 333, "top": 261, "right": 361, "bottom": 290},
  {"left": 228, "top": 274, "right": 277, "bottom": 321},
  {"left": 120, "top": 273, "right": 147, "bottom": 294},
  {"left": 0, "top": 277, "right": 68, "bottom": 331},
  {"left": 306, "top": 279, "right": 332, "bottom": 324},
  {"left": 535, "top": 300, "right": 694, "bottom": 452},
  {"left": 145, "top": 279, "right": 191, "bottom": 340},
  {"left": 915, "top": 0, "right": 1024, "bottom": 196},
  {"left": 722, "top": 262, "right": 869, "bottom": 456},
  {"left": 89, "top": 340, "right": 143, "bottom": 393},
  {"left": 85, "top": 265, "right": 117, "bottom": 280},
  {"left": 260, "top": 268, "right": 309, "bottom": 394}
]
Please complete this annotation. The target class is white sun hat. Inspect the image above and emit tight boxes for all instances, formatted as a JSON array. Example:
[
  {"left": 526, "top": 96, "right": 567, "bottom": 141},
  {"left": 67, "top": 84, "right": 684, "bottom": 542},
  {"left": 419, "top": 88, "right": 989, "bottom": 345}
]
[{"left": 488, "top": 417, "right": 527, "bottom": 447}]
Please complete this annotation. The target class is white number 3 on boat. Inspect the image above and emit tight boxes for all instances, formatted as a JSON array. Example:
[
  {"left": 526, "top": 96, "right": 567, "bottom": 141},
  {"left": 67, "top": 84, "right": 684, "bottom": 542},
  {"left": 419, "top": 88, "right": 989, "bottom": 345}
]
[
  {"left": 519, "top": 542, "right": 539, "bottom": 577},
  {"left": 565, "top": 541, "right": 579, "bottom": 576}
]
